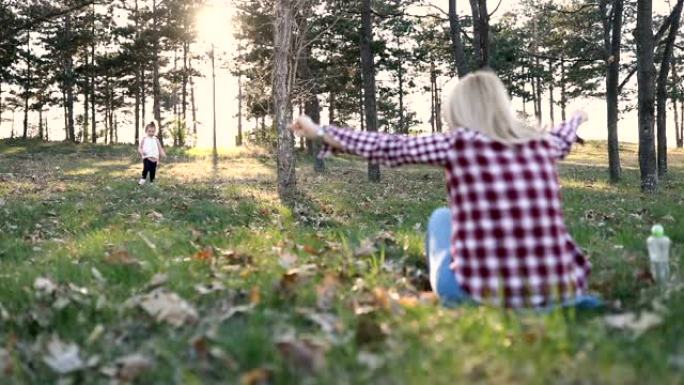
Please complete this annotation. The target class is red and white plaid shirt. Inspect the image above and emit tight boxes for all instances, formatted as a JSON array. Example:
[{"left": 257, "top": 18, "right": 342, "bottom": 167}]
[{"left": 321, "top": 114, "right": 590, "bottom": 308}]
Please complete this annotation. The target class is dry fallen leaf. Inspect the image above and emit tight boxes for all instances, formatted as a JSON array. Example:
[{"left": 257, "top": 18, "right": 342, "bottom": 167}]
[
  {"left": 145, "top": 273, "right": 169, "bottom": 291},
  {"left": 604, "top": 312, "right": 663, "bottom": 337},
  {"left": 43, "top": 336, "right": 86, "bottom": 374},
  {"left": 276, "top": 337, "right": 327, "bottom": 374},
  {"left": 240, "top": 367, "right": 271, "bottom": 385},
  {"left": 131, "top": 289, "right": 199, "bottom": 327},
  {"left": 192, "top": 247, "right": 215, "bottom": 262},
  {"left": 105, "top": 249, "right": 139, "bottom": 266},
  {"left": 115, "top": 353, "right": 154, "bottom": 381},
  {"left": 316, "top": 274, "right": 339, "bottom": 310}
]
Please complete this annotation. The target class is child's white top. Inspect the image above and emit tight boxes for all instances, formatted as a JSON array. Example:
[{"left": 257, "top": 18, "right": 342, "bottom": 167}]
[{"left": 142, "top": 136, "right": 160, "bottom": 159}]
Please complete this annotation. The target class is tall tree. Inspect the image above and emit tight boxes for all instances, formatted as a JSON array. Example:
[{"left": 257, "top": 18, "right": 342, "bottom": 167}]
[
  {"left": 448, "top": 0, "right": 468, "bottom": 77},
  {"left": 468, "top": 0, "right": 489, "bottom": 69},
  {"left": 600, "top": 0, "right": 624, "bottom": 182},
  {"left": 655, "top": 0, "right": 684, "bottom": 176},
  {"left": 636, "top": 0, "right": 657, "bottom": 193},
  {"left": 274, "top": 0, "right": 296, "bottom": 202},
  {"left": 360, "top": 0, "right": 380, "bottom": 182}
]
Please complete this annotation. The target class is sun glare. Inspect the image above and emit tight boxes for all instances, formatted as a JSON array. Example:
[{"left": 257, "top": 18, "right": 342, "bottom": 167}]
[{"left": 195, "top": 1, "right": 235, "bottom": 47}]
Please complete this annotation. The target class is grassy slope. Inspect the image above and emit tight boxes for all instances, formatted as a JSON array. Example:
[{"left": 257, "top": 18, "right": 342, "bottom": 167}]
[{"left": 0, "top": 138, "right": 683, "bottom": 385}]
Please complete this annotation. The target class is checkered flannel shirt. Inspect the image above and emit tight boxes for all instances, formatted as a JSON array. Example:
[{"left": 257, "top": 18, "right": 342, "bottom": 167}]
[{"left": 320, "top": 114, "right": 590, "bottom": 307}]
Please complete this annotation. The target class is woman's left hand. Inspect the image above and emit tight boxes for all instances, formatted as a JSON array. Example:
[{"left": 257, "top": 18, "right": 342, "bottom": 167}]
[{"left": 288, "top": 115, "right": 319, "bottom": 139}]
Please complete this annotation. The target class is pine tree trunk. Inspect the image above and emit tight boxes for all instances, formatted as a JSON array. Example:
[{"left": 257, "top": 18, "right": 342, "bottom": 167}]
[
  {"left": 90, "top": 11, "right": 96, "bottom": 144},
  {"left": 65, "top": 14, "right": 76, "bottom": 143},
  {"left": 435, "top": 83, "right": 443, "bottom": 133},
  {"left": 448, "top": 0, "right": 469, "bottom": 77},
  {"left": 603, "top": 0, "right": 624, "bottom": 182},
  {"left": 680, "top": 99, "right": 684, "bottom": 147},
  {"left": 38, "top": 109, "right": 43, "bottom": 140},
  {"left": 548, "top": 60, "right": 555, "bottom": 127},
  {"left": 23, "top": 32, "right": 30, "bottom": 139},
  {"left": 656, "top": 0, "right": 683, "bottom": 177},
  {"left": 190, "top": 58, "right": 197, "bottom": 135},
  {"left": 468, "top": 0, "right": 489, "bottom": 69},
  {"left": 361, "top": 0, "right": 380, "bottom": 182},
  {"left": 237, "top": 72, "right": 243, "bottom": 146},
  {"left": 274, "top": 0, "right": 297, "bottom": 203},
  {"left": 135, "top": 68, "right": 141, "bottom": 145},
  {"left": 141, "top": 66, "right": 146, "bottom": 125},
  {"left": 153, "top": 0, "right": 163, "bottom": 146},
  {"left": 83, "top": 50, "right": 89, "bottom": 143},
  {"left": 397, "top": 33, "right": 405, "bottom": 134},
  {"left": 182, "top": 41, "right": 188, "bottom": 124},
  {"left": 636, "top": 0, "right": 658, "bottom": 193},
  {"left": 329, "top": 91, "right": 335, "bottom": 125},
  {"left": 430, "top": 62, "right": 436, "bottom": 133},
  {"left": 560, "top": 58, "right": 567, "bottom": 121}
]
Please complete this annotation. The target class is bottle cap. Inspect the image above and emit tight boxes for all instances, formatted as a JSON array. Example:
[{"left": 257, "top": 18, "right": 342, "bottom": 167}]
[{"left": 651, "top": 224, "right": 665, "bottom": 237}]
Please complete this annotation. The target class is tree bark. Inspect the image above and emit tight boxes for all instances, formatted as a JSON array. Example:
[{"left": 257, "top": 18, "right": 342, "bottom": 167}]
[
  {"left": 299, "top": 45, "right": 324, "bottom": 171},
  {"left": 237, "top": 72, "right": 243, "bottom": 146},
  {"left": 636, "top": 0, "right": 658, "bottom": 193},
  {"left": 90, "top": 4, "right": 96, "bottom": 144},
  {"left": 602, "top": 0, "right": 624, "bottom": 182},
  {"left": 468, "top": 0, "right": 489, "bottom": 69},
  {"left": 548, "top": 59, "right": 555, "bottom": 127},
  {"left": 448, "top": 0, "right": 469, "bottom": 77},
  {"left": 190, "top": 57, "right": 197, "bottom": 135},
  {"left": 23, "top": 31, "right": 30, "bottom": 139},
  {"left": 656, "top": 0, "right": 684, "bottom": 176},
  {"left": 274, "top": 0, "right": 297, "bottom": 203},
  {"left": 397, "top": 33, "right": 405, "bottom": 134},
  {"left": 64, "top": 14, "right": 75, "bottom": 142},
  {"left": 361, "top": 0, "right": 380, "bottom": 182},
  {"left": 560, "top": 58, "right": 567, "bottom": 121},
  {"left": 152, "top": 0, "right": 163, "bottom": 146}
]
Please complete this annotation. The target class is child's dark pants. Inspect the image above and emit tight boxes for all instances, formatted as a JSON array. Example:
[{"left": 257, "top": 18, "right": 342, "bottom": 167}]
[{"left": 142, "top": 159, "right": 158, "bottom": 182}]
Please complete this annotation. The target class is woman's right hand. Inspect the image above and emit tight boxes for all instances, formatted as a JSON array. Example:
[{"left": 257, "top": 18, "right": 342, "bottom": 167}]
[{"left": 288, "top": 115, "right": 319, "bottom": 139}]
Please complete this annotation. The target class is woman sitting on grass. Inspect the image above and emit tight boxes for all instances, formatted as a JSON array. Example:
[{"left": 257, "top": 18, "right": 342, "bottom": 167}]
[{"left": 289, "top": 70, "right": 600, "bottom": 309}]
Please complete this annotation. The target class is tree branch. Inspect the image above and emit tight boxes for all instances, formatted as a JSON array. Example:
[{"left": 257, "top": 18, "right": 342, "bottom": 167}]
[{"left": 10, "top": 0, "right": 99, "bottom": 35}]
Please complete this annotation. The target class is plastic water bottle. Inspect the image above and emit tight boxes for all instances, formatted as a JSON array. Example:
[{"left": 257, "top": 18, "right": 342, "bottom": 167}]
[{"left": 647, "top": 224, "right": 671, "bottom": 284}]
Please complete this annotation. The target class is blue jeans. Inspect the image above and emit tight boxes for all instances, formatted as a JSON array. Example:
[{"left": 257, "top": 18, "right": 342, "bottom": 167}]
[{"left": 425, "top": 207, "right": 602, "bottom": 309}]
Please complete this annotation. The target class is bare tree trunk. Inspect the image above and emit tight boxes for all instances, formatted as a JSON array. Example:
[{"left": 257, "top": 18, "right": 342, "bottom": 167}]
[
  {"left": 299, "top": 45, "right": 324, "bottom": 171},
  {"left": 237, "top": 72, "right": 243, "bottom": 146},
  {"left": 182, "top": 41, "right": 188, "bottom": 127},
  {"left": 397, "top": 33, "right": 405, "bottom": 134},
  {"left": 38, "top": 109, "right": 43, "bottom": 140},
  {"left": 361, "top": 0, "right": 380, "bottom": 182},
  {"left": 636, "top": 0, "right": 658, "bottom": 193},
  {"left": 656, "top": 0, "right": 683, "bottom": 177},
  {"left": 560, "top": 58, "right": 567, "bottom": 121},
  {"left": 134, "top": 0, "right": 140, "bottom": 145},
  {"left": 64, "top": 14, "right": 76, "bottom": 143},
  {"left": 448, "top": 0, "right": 469, "bottom": 77},
  {"left": 83, "top": 50, "right": 89, "bottom": 143},
  {"left": 468, "top": 0, "right": 489, "bottom": 69},
  {"left": 601, "top": 0, "right": 624, "bottom": 182},
  {"left": 329, "top": 91, "right": 335, "bottom": 124},
  {"left": 359, "top": 87, "right": 365, "bottom": 131},
  {"left": 274, "top": 0, "right": 296, "bottom": 203},
  {"left": 90, "top": 6, "right": 96, "bottom": 144},
  {"left": 680, "top": 98, "right": 684, "bottom": 147},
  {"left": 141, "top": 66, "right": 146, "bottom": 125},
  {"left": 23, "top": 32, "right": 31, "bottom": 139},
  {"left": 430, "top": 61, "right": 436, "bottom": 133},
  {"left": 152, "top": 0, "right": 163, "bottom": 146},
  {"left": 190, "top": 58, "right": 197, "bottom": 135},
  {"left": 548, "top": 60, "right": 555, "bottom": 127}
]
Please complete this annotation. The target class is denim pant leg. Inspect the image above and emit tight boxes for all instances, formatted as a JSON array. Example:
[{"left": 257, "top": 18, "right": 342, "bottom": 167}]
[{"left": 426, "top": 207, "right": 469, "bottom": 305}]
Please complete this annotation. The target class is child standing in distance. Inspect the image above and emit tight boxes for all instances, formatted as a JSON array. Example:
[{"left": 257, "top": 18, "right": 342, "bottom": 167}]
[
  {"left": 289, "top": 70, "right": 600, "bottom": 309},
  {"left": 138, "top": 121, "right": 166, "bottom": 185}
]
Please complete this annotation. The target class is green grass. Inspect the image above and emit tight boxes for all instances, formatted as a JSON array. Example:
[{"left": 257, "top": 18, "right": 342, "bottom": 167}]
[{"left": 0, "top": 139, "right": 683, "bottom": 384}]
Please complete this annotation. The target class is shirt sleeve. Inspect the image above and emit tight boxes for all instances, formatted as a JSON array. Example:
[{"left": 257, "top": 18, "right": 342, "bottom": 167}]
[
  {"left": 318, "top": 126, "right": 457, "bottom": 167},
  {"left": 548, "top": 113, "right": 585, "bottom": 159}
]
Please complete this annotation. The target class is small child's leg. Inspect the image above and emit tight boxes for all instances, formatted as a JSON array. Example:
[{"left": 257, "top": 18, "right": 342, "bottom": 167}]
[
  {"left": 149, "top": 161, "right": 157, "bottom": 182},
  {"left": 426, "top": 207, "right": 469, "bottom": 305},
  {"left": 142, "top": 159, "right": 150, "bottom": 180}
]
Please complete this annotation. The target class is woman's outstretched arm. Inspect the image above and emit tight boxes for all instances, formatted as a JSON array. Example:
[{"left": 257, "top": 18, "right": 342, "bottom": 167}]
[{"left": 289, "top": 115, "right": 457, "bottom": 167}]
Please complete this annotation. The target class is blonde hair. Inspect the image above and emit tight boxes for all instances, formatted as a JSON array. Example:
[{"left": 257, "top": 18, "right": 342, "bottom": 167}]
[{"left": 442, "top": 70, "right": 544, "bottom": 144}]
